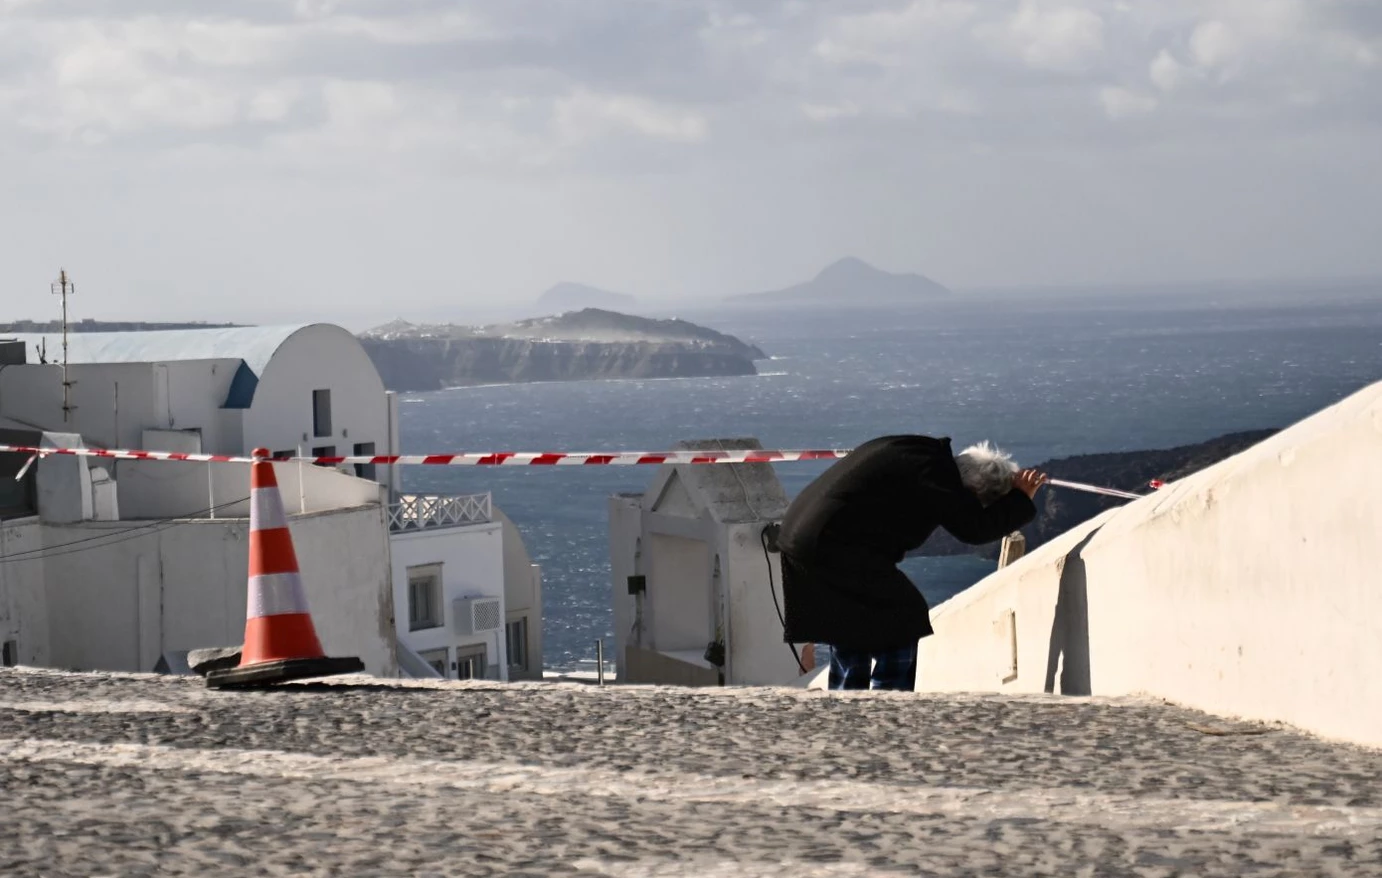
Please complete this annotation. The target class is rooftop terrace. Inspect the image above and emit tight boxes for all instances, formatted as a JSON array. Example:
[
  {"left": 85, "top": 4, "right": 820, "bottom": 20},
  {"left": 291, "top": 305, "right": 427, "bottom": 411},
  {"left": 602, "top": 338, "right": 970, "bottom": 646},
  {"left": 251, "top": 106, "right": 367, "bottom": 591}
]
[
  {"left": 2, "top": 669, "right": 1379, "bottom": 875},
  {"left": 387, "top": 492, "right": 493, "bottom": 532}
]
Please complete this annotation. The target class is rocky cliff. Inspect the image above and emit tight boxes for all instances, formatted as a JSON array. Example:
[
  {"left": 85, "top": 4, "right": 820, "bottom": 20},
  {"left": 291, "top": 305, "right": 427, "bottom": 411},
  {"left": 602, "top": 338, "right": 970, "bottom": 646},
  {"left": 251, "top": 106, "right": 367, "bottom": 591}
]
[
  {"left": 360, "top": 308, "right": 765, "bottom": 390},
  {"left": 919, "top": 429, "right": 1279, "bottom": 559}
]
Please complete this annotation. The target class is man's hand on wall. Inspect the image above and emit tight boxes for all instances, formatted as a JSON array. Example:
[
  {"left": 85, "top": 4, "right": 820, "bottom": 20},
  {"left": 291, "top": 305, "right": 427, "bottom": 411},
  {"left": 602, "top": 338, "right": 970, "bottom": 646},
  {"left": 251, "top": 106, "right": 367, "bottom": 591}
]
[{"left": 1013, "top": 469, "right": 1048, "bottom": 499}]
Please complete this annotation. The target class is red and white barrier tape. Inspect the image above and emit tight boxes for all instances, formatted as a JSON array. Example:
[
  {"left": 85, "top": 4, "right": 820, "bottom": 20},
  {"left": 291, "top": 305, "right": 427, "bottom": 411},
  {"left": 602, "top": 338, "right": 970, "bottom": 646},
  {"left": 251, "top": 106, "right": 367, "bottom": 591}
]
[
  {"left": 0, "top": 445, "right": 252, "bottom": 464},
  {"left": 0, "top": 444, "right": 847, "bottom": 467},
  {"left": 1045, "top": 478, "right": 1146, "bottom": 501},
  {"left": 0, "top": 444, "right": 1164, "bottom": 498}
]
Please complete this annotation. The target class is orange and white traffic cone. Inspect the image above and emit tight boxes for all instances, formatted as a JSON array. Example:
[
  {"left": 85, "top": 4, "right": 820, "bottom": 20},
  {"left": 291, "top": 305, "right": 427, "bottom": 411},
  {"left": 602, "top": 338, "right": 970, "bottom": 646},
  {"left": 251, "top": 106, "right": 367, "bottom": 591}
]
[{"left": 206, "top": 448, "right": 364, "bottom": 689}]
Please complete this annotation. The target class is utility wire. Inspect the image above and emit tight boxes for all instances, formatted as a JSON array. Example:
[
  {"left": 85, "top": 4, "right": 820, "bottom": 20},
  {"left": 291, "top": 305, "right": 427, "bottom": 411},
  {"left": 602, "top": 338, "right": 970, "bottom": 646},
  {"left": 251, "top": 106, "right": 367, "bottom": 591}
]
[
  {"left": 761, "top": 524, "right": 806, "bottom": 675},
  {"left": 0, "top": 496, "right": 252, "bottom": 565}
]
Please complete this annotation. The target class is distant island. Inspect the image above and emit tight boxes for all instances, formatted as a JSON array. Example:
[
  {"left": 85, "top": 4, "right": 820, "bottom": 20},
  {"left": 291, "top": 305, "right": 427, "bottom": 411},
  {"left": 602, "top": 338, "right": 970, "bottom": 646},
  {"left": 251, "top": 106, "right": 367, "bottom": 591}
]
[
  {"left": 919, "top": 430, "right": 1278, "bottom": 560},
  {"left": 360, "top": 308, "right": 767, "bottom": 391},
  {"left": 727, "top": 257, "right": 951, "bottom": 306},
  {"left": 536, "top": 282, "right": 637, "bottom": 311}
]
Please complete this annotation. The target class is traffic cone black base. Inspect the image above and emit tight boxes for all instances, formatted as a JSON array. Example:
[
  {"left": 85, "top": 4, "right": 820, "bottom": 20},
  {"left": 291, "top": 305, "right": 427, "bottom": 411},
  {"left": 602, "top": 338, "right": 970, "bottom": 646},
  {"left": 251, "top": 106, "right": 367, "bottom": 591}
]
[{"left": 206, "top": 656, "right": 365, "bottom": 690}]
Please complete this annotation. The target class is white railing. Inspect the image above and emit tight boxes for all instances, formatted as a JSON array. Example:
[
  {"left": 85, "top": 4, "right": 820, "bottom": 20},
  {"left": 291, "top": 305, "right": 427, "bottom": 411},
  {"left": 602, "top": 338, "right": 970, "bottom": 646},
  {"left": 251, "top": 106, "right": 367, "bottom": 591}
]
[{"left": 388, "top": 492, "right": 493, "bottom": 532}]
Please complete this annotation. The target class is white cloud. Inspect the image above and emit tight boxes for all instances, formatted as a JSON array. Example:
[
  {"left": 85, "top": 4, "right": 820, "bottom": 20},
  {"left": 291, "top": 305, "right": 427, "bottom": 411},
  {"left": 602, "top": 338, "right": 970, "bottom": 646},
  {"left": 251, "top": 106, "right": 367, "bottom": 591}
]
[
  {"left": 1149, "top": 49, "right": 1188, "bottom": 92},
  {"left": 554, "top": 90, "right": 708, "bottom": 144},
  {"left": 800, "top": 102, "right": 861, "bottom": 123},
  {"left": 813, "top": 0, "right": 977, "bottom": 64},
  {"left": 321, "top": 80, "right": 401, "bottom": 130},
  {"left": 1099, "top": 85, "right": 1157, "bottom": 119},
  {"left": 1, "top": 1, "right": 1374, "bottom": 164},
  {"left": 247, "top": 86, "right": 304, "bottom": 123},
  {"left": 1190, "top": 20, "right": 1241, "bottom": 71},
  {"left": 0, "top": 0, "right": 1379, "bottom": 317},
  {"left": 998, "top": 1, "right": 1106, "bottom": 72}
]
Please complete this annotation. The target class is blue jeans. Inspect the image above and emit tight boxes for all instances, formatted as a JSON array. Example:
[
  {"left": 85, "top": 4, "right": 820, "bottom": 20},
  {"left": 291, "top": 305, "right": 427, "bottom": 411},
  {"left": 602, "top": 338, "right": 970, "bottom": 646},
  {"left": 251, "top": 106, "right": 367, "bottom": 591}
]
[{"left": 828, "top": 644, "right": 918, "bottom": 691}]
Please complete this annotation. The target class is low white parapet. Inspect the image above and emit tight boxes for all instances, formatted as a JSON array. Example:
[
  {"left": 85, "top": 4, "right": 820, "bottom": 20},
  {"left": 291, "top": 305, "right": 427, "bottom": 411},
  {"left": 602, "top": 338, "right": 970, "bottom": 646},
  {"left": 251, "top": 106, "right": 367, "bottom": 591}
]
[
  {"left": 917, "top": 379, "right": 1382, "bottom": 749},
  {"left": 388, "top": 493, "right": 492, "bottom": 532}
]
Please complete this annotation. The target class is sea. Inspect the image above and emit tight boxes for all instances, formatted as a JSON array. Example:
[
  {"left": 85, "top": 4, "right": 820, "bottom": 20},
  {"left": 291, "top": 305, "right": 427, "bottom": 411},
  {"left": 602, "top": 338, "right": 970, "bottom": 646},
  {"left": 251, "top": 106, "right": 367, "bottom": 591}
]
[{"left": 397, "top": 285, "right": 1382, "bottom": 670}]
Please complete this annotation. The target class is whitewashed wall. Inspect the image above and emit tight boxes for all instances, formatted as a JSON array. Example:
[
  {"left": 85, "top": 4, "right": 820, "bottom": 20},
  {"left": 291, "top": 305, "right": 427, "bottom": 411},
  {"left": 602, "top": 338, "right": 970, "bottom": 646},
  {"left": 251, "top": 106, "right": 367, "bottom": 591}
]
[
  {"left": 117, "top": 459, "right": 383, "bottom": 520},
  {"left": 36, "top": 504, "right": 396, "bottom": 676},
  {"left": 723, "top": 522, "right": 800, "bottom": 686},
  {"left": 0, "top": 326, "right": 398, "bottom": 495},
  {"left": 291, "top": 505, "right": 397, "bottom": 677},
  {"left": 1, "top": 363, "right": 148, "bottom": 449},
  {"left": 647, "top": 532, "right": 713, "bottom": 652},
  {"left": 244, "top": 325, "right": 390, "bottom": 465},
  {"left": 390, "top": 522, "right": 507, "bottom": 681},
  {"left": 162, "top": 360, "right": 239, "bottom": 444},
  {"left": 495, "top": 507, "right": 544, "bottom": 680},
  {"left": 608, "top": 495, "right": 643, "bottom": 681},
  {"left": 35, "top": 432, "right": 92, "bottom": 524},
  {"left": 917, "top": 379, "right": 1382, "bottom": 749},
  {"left": 0, "top": 517, "right": 47, "bottom": 667},
  {"left": 608, "top": 495, "right": 803, "bottom": 686},
  {"left": 0, "top": 360, "right": 241, "bottom": 453}
]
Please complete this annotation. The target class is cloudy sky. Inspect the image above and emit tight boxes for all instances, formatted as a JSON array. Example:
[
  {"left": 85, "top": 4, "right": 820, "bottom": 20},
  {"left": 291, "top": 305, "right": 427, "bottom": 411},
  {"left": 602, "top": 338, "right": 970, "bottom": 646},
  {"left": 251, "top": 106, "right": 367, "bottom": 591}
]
[{"left": 2, "top": 0, "right": 1380, "bottom": 325}]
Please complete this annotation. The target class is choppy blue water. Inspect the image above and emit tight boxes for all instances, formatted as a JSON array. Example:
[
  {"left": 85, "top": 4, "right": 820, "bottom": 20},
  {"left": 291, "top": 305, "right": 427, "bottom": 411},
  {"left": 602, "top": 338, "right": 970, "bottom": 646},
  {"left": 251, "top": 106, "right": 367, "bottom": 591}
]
[{"left": 398, "top": 288, "right": 1382, "bottom": 669}]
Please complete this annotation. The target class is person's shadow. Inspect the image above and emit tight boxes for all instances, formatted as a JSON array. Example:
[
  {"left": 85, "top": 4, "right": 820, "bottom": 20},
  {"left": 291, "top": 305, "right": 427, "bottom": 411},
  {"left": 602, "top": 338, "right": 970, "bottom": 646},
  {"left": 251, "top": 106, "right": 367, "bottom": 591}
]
[{"left": 1044, "top": 528, "right": 1099, "bottom": 696}]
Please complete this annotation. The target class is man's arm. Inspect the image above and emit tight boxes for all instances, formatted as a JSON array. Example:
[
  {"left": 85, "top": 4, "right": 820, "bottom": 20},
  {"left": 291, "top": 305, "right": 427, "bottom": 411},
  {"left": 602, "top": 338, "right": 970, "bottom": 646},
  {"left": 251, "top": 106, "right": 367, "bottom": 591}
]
[{"left": 936, "top": 469, "right": 1046, "bottom": 546}]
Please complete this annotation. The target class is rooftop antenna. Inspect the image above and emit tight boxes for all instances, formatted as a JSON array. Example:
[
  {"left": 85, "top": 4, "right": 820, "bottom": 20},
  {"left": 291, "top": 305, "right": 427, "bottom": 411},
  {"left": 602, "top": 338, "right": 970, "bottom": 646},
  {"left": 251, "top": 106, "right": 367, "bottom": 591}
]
[{"left": 51, "top": 268, "right": 77, "bottom": 422}]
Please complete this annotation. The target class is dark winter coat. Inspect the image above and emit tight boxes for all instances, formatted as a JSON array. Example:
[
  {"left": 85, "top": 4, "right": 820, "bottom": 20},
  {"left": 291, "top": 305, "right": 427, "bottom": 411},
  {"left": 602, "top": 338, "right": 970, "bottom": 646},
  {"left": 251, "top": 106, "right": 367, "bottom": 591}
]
[{"left": 778, "top": 435, "right": 1037, "bottom": 650}]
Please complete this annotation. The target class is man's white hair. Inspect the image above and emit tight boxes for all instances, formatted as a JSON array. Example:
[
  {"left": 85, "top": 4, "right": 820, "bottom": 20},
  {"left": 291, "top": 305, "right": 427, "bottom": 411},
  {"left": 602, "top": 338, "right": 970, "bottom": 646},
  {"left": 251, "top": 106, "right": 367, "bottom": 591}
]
[{"left": 954, "top": 441, "right": 1019, "bottom": 506}]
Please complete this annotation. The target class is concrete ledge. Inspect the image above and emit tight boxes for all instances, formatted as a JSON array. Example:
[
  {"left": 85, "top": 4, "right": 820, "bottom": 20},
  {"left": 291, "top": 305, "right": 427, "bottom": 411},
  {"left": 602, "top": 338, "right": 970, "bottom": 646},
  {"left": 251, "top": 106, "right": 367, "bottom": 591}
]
[
  {"left": 918, "top": 380, "right": 1382, "bottom": 749},
  {"left": 623, "top": 646, "right": 719, "bottom": 687}
]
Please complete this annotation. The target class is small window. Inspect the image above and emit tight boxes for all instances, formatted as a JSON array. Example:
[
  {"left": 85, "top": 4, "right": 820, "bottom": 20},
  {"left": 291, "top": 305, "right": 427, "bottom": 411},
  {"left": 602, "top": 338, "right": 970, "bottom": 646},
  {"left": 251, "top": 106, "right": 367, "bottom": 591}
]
[
  {"left": 312, "top": 389, "right": 332, "bottom": 437},
  {"left": 506, "top": 618, "right": 529, "bottom": 674},
  {"left": 407, "top": 564, "right": 443, "bottom": 631},
  {"left": 353, "top": 442, "right": 377, "bottom": 481},
  {"left": 272, "top": 450, "right": 294, "bottom": 461},
  {"left": 311, "top": 445, "right": 336, "bottom": 468},
  {"left": 418, "top": 648, "right": 448, "bottom": 678},
  {"left": 456, "top": 643, "right": 487, "bottom": 680}
]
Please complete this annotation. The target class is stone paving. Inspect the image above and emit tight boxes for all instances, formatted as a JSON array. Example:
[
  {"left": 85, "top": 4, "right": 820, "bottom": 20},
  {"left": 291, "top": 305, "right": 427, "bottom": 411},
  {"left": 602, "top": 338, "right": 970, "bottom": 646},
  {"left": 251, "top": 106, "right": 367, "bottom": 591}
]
[{"left": 2, "top": 667, "right": 1381, "bottom": 877}]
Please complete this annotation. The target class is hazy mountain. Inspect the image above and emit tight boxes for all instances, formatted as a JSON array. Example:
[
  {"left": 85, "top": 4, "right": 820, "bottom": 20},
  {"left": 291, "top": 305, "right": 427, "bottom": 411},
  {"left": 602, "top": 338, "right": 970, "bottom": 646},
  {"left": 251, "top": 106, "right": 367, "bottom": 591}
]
[
  {"left": 537, "top": 282, "right": 637, "bottom": 311},
  {"left": 728, "top": 257, "right": 951, "bottom": 305}
]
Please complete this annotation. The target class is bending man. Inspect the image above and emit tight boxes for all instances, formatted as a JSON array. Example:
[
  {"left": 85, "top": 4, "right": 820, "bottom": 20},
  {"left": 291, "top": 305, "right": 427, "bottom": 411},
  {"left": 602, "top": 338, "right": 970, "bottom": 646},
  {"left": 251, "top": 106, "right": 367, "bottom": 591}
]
[{"left": 778, "top": 435, "right": 1046, "bottom": 691}]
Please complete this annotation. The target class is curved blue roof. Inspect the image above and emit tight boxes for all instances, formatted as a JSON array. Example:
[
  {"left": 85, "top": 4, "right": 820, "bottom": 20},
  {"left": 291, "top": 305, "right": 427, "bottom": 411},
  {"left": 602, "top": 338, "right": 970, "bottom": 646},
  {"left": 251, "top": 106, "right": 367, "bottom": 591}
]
[
  {"left": 5, "top": 325, "right": 310, "bottom": 376},
  {"left": 4, "top": 325, "right": 315, "bottom": 408}
]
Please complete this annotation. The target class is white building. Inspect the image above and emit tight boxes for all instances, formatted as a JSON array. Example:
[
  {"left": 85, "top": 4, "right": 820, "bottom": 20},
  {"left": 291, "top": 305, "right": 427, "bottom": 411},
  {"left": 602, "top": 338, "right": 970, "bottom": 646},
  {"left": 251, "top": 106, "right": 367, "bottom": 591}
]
[
  {"left": 608, "top": 439, "right": 807, "bottom": 687},
  {"left": 0, "top": 326, "right": 543, "bottom": 681},
  {"left": 3, "top": 324, "right": 400, "bottom": 478},
  {"left": 388, "top": 496, "right": 544, "bottom": 682},
  {"left": 0, "top": 422, "right": 397, "bottom": 675}
]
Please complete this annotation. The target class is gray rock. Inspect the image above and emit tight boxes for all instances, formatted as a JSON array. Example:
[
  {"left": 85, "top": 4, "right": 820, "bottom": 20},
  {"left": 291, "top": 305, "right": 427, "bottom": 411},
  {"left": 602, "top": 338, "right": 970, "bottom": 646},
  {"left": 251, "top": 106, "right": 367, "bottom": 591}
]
[
  {"left": 186, "top": 646, "right": 242, "bottom": 676},
  {"left": 152, "top": 651, "right": 193, "bottom": 676}
]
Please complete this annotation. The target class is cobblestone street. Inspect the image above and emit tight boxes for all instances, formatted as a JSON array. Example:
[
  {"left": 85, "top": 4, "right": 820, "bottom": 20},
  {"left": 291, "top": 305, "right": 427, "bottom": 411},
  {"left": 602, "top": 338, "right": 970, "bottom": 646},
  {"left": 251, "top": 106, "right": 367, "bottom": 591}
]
[{"left": 2, "top": 668, "right": 1380, "bottom": 876}]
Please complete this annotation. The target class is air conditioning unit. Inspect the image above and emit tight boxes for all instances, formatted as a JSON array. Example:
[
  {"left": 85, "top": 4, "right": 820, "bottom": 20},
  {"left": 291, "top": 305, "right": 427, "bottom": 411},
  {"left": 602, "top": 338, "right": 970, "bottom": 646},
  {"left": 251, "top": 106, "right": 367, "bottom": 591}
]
[{"left": 453, "top": 596, "right": 502, "bottom": 636}]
